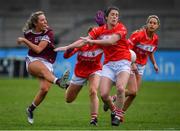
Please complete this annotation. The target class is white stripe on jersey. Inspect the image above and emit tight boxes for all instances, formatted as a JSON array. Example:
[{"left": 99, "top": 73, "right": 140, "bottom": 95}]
[
  {"left": 136, "top": 43, "right": 156, "bottom": 52},
  {"left": 128, "top": 39, "right": 134, "bottom": 46},
  {"left": 78, "top": 49, "right": 103, "bottom": 57},
  {"left": 41, "top": 35, "right": 51, "bottom": 43}
]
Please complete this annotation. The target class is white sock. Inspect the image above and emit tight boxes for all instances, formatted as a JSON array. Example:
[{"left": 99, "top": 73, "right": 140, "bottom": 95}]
[
  {"left": 53, "top": 78, "right": 58, "bottom": 84},
  {"left": 32, "top": 102, "right": 37, "bottom": 107}
]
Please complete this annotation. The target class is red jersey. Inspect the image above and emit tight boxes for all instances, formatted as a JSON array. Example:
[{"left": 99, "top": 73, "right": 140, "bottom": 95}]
[
  {"left": 89, "top": 22, "right": 131, "bottom": 64},
  {"left": 24, "top": 28, "right": 57, "bottom": 64},
  {"left": 128, "top": 28, "right": 158, "bottom": 65},
  {"left": 64, "top": 44, "right": 103, "bottom": 78}
]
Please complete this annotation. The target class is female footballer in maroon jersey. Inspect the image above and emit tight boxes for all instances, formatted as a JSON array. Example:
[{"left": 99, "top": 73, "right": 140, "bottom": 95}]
[{"left": 17, "top": 11, "right": 69, "bottom": 124}]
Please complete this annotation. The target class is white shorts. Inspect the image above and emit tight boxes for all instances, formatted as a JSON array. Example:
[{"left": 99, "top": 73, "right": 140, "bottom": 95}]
[
  {"left": 25, "top": 55, "right": 54, "bottom": 73},
  {"left": 70, "top": 70, "right": 102, "bottom": 86},
  {"left": 136, "top": 63, "right": 146, "bottom": 75},
  {"left": 101, "top": 60, "right": 131, "bottom": 82}
]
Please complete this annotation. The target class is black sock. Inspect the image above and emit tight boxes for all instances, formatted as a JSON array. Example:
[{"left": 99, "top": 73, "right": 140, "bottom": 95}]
[{"left": 28, "top": 103, "right": 36, "bottom": 112}]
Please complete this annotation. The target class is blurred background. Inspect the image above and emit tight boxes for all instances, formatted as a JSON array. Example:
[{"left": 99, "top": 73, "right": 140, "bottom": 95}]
[{"left": 0, "top": 0, "right": 180, "bottom": 81}]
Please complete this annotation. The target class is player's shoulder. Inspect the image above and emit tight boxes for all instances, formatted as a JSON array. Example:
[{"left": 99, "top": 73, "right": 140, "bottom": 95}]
[
  {"left": 24, "top": 29, "right": 32, "bottom": 35},
  {"left": 116, "top": 22, "right": 127, "bottom": 31},
  {"left": 44, "top": 28, "right": 53, "bottom": 34},
  {"left": 93, "top": 25, "right": 105, "bottom": 31},
  {"left": 131, "top": 28, "right": 144, "bottom": 38}
]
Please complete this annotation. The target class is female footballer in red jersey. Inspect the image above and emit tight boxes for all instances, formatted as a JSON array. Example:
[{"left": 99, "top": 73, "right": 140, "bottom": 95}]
[
  {"left": 64, "top": 42, "right": 103, "bottom": 126},
  {"left": 123, "top": 15, "right": 160, "bottom": 111},
  {"left": 104, "top": 15, "right": 160, "bottom": 123},
  {"left": 54, "top": 11, "right": 105, "bottom": 126},
  {"left": 81, "top": 6, "right": 132, "bottom": 126},
  {"left": 17, "top": 11, "right": 69, "bottom": 124},
  {"left": 55, "top": 32, "right": 103, "bottom": 126}
]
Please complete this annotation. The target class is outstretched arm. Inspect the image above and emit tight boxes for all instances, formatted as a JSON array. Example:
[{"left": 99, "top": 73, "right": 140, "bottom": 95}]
[
  {"left": 149, "top": 53, "right": 159, "bottom": 73},
  {"left": 54, "top": 37, "right": 89, "bottom": 52},
  {"left": 80, "top": 34, "right": 121, "bottom": 46},
  {"left": 63, "top": 48, "right": 78, "bottom": 59}
]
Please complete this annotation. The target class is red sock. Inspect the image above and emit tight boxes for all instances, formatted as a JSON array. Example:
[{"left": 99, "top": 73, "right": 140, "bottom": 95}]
[
  {"left": 115, "top": 108, "right": 124, "bottom": 119},
  {"left": 91, "top": 112, "right": 97, "bottom": 120},
  {"left": 110, "top": 104, "right": 116, "bottom": 112}
]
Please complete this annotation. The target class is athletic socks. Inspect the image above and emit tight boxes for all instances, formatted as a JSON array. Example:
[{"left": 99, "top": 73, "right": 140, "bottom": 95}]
[{"left": 28, "top": 102, "right": 36, "bottom": 112}]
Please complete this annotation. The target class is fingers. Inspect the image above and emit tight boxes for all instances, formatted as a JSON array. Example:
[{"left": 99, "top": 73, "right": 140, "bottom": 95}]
[
  {"left": 54, "top": 47, "right": 67, "bottom": 52},
  {"left": 17, "top": 37, "right": 23, "bottom": 45},
  {"left": 80, "top": 37, "right": 92, "bottom": 44},
  {"left": 80, "top": 37, "right": 88, "bottom": 42},
  {"left": 54, "top": 47, "right": 61, "bottom": 52}
]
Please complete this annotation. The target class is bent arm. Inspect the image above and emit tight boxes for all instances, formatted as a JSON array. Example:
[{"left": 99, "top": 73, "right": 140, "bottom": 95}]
[
  {"left": 149, "top": 52, "right": 159, "bottom": 72},
  {"left": 17, "top": 37, "right": 48, "bottom": 54}
]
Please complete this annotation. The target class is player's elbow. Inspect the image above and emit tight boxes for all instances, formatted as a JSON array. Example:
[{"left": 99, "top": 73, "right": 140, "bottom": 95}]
[{"left": 35, "top": 48, "right": 43, "bottom": 54}]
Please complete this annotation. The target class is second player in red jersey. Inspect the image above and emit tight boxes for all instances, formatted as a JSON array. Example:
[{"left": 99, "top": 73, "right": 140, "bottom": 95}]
[
  {"left": 124, "top": 15, "right": 160, "bottom": 114},
  {"left": 128, "top": 26, "right": 158, "bottom": 65},
  {"left": 64, "top": 44, "right": 103, "bottom": 78}
]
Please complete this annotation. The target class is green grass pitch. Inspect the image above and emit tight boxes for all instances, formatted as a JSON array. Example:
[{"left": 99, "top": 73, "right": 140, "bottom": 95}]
[{"left": 0, "top": 78, "right": 180, "bottom": 130}]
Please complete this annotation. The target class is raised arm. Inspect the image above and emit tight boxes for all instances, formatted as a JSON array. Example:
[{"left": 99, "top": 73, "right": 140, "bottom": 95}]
[{"left": 54, "top": 36, "right": 89, "bottom": 52}]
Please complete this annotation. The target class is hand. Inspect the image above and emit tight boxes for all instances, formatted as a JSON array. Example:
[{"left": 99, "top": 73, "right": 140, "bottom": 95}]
[
  {"left": 17, "top": 37, "right": 25, "bottom": 45},
  {"left": 153, "top": 63, "right": 159, "bottom": 73},
  {"left": 80, "top": 37, "right": 93, "bottom": 45},
  {"left": 131, "top": 63, "right": 138, "bottom": 74},
  {"left": 54, "top": 46, "right": 68, "bottom": 52}
]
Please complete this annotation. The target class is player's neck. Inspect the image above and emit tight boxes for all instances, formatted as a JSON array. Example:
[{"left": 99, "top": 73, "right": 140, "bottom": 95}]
[{"left": 146, "top": 29, "right": 154, "bottom": 39}]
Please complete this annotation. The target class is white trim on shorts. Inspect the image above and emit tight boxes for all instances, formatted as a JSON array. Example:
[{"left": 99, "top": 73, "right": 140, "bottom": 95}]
[
  {"left": 70, "top": 70, "right": 102, "bottom": 86},
  {"left": 136, "top": 63, "right": 146, "bottom": 75},
  {"left": 101, "top": 59, "right": 131, "bottom": 82},
  {"left": 25, "top": 55, "right": 54, "bottom": 73}
]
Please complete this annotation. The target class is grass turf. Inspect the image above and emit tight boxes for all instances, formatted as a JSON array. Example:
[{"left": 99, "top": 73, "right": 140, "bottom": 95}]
[{"left": 0, "top": 78, "right": 180, "bottom": 130}]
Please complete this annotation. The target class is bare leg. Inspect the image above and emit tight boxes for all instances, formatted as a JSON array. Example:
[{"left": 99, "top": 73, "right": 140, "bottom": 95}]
[
  {"left": 100, "top": 77, "right": 114, "bottom": 111},
  {"left": 65, "top": 83, "right": 82, "bottom": 103},
  {"left": 28, "top": 61, "right": 57, "bottom": 84},
  {"left": 111, "top": 71, "right": 129, "bottom": 124},
  {"left": 26, "top": 78, "right": 52, "bottom": 124},
  {"left": 88, "top": 74, "right": 100, "bottom": 125},
  {"left": 123, "top": 73, "right": 137, "bottom": 111},
  {"left": 33, "top": 78, "right": 52, "bottom": 106}
]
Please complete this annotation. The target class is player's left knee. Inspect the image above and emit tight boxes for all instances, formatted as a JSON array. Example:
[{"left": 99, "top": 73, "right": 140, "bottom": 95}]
[
  {"left": 40, "top": 86, "right": 49, "bottom": 94},
  {"left": 100, "top": 93, "right": 109, "bottom": 102},
  {"left": 89, "top": 89, "right": 97, "bottom": 97},
  {"left": 116, "top": 85, "right": 125, "bottom": 93}
]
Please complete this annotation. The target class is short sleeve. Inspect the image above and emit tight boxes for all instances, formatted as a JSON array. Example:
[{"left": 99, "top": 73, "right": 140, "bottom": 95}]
[
  {"left": 88, "top": 26, "right": 103, "bottom": 39},
  {"left": 128, "top": 31, "right": 141, "bottom": 47}
]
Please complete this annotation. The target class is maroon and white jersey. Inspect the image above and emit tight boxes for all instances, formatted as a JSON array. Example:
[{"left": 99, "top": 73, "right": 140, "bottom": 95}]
[{"left": 24, "top": 28, "right": 57, "bottom": 64}]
